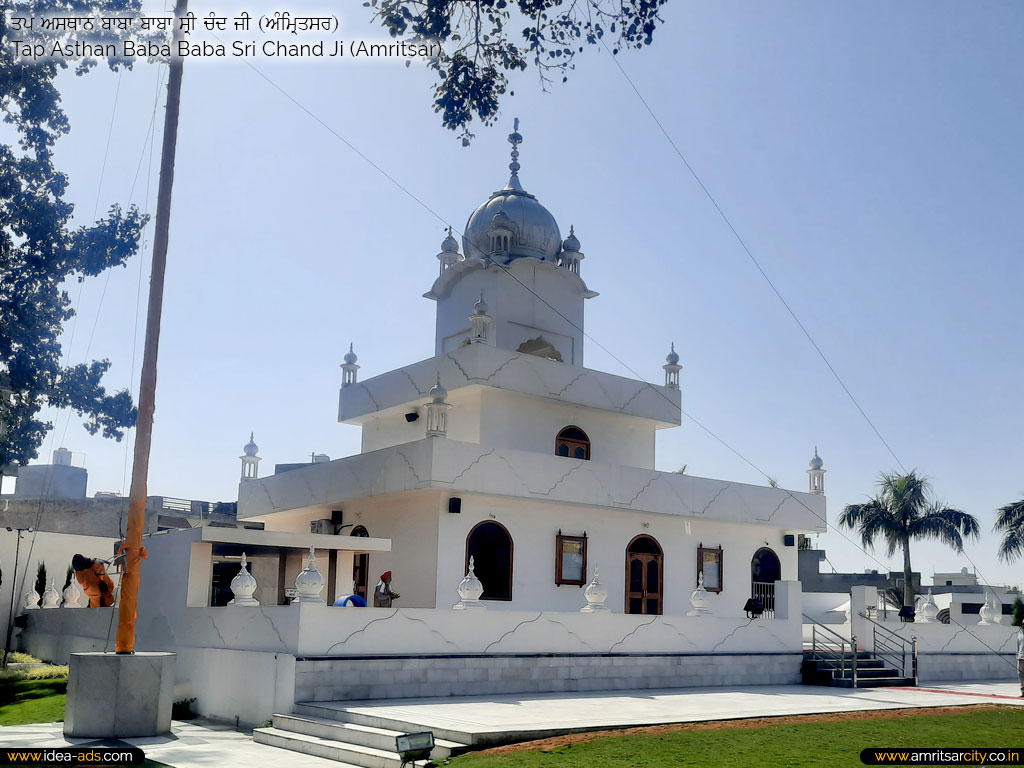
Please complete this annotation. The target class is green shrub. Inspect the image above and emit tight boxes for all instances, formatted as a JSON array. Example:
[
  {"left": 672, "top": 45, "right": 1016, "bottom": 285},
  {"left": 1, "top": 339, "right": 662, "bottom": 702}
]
[
  {"left": 0, "top": 665, "right": 68, "bottom": 682},
  {"left": 172, "top": 697, "right": 196, "bottom": 720},
  {"left": 22, "top": 665, "right": 68, "bottom": 680},
  {"left": 34, "top": 562, "right": 46, "bottom": 601},
  {"left": 1, "top": 652, "right": 41, "bottom": 664},
  {"left": 1012, "top": 596, "right": 1023, "bottom": 627}
]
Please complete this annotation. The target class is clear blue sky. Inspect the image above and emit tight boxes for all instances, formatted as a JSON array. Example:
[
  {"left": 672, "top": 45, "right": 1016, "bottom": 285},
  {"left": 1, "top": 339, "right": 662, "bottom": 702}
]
[{"left": 11, "top": 1, "right": 1024, "bottom": 588}]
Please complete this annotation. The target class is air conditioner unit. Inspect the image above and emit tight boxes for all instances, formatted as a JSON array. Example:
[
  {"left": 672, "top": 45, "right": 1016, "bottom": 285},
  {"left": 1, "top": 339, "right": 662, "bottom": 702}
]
[{"left": 310, "top": 519, "right": 333, "bottom": 535}]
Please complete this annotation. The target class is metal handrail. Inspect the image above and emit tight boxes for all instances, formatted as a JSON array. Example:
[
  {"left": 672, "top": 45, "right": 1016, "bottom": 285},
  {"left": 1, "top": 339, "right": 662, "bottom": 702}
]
[
  {"left": 803, "top": 613, "right": 858, "bottom": 687},
  {"left": 858, "top": 611, "right": 917, "bottom": 681}
]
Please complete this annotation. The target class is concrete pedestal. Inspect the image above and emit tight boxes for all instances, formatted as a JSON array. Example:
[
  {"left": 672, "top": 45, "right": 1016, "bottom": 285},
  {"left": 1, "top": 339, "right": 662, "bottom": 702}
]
[{"left": 64, "top": 652, "right": 176, "bottom": 738}]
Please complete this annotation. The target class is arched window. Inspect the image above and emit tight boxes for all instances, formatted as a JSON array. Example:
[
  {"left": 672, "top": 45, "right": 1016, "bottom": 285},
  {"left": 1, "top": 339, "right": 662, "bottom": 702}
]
[
  {"left": 466, "top": 521, "right": 513, "bottom": 601},
  {"left": 555, "top": 426, "right": 590, "bottom": 460}
]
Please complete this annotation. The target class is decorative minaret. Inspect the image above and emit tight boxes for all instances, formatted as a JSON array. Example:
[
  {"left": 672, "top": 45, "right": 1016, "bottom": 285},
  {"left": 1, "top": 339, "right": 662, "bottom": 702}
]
[
  {"left": 487, "top": 209, "right": 512, "bottom": 259},
  {"left": 468, "top": 293, "right": 493, "bottom": 345},
  {"left": 807, "top": 447, "right": 825, "bottom": 495},
  {"left": 559, "top": 226, "right": 585, "bottom": 275},
  {"left": 437, "top": 226, "right": 460, "bottom": 275},
  {"left": 341, "top": 343, "right": 359, "bottom": 387},
  {"left": 424, "top": 374, "right": 452, "bottom": 438},
  {"left": 240, "top": 432, "right": 260, "bottom": 481},
  {"left": 663, "top": 343, "right": 681, "bottom": 389}
]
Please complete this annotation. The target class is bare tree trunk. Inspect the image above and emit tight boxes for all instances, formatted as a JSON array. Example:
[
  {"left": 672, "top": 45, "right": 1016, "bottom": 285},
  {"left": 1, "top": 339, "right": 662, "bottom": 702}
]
[{"left": 902, "top": 536, "right": 914, "bottom": 614}]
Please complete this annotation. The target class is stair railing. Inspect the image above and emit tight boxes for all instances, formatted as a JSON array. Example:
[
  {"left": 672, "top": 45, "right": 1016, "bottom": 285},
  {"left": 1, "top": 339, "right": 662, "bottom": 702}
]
[
  {"left": 802, "top": 613, "right": 858, "bottom": 687},
  {"left": 858, "top": 611, "right": 918, "bottom": 684}
]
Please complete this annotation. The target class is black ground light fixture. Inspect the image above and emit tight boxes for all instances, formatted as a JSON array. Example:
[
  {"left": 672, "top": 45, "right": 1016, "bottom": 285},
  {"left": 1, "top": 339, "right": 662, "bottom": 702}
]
[
  {"left": 743, "top": 597, "right": 764, "bottom": 619},
  {"left": 396, "top": 731, "right": 434, "bottom": 767}
]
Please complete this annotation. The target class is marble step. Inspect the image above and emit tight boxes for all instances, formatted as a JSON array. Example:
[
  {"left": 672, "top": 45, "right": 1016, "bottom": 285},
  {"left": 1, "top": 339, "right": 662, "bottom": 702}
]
[
  {"left": 253, "top": 726, "right": 433, "bottom": 768},
  {"left": 271, "top": 713, "right": 463, "bottom": 758},
  {"left": 294, "top": 702, "right": 477, "bottom": 745}
]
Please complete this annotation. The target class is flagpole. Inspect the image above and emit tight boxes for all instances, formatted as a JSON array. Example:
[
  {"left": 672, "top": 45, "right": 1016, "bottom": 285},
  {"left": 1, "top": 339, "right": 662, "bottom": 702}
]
[{"left": 116, "top": 0, "right": 188, "bottom": 653}]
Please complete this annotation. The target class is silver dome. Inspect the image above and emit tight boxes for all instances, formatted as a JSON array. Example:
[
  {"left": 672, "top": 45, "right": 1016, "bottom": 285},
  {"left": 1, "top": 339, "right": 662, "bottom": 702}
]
[{"left": 463, "top": 189, "right": 561, "bottom": 262}]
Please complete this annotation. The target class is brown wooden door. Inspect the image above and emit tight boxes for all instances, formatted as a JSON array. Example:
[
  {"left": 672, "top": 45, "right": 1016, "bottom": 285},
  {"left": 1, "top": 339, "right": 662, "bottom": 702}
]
[{"left": 625, "top": 552, "right": 663, "bottom": 615}]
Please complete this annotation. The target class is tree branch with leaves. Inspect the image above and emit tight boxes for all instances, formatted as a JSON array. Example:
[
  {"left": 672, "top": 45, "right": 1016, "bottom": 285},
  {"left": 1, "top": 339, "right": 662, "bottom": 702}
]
[
  {"left": 365, "top": 0, "right": 667, "bottom": 143},
  {"left": 839, "top": 471, "right": 979, "bottom": 617},
  {"left": 1, "top": 0, "right": 149, "bottom": 470}
]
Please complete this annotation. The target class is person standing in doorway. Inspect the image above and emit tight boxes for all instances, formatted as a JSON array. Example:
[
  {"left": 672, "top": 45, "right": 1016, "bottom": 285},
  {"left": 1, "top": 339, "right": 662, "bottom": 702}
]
[{"left": 373, "top": 571, "right": 400, "bottom": 607}]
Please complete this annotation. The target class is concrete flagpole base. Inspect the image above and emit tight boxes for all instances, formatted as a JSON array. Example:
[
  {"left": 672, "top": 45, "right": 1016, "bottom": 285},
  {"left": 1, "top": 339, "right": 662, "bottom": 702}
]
[{"left": 64, "top": 652, "right": 176, "bottom": 738}]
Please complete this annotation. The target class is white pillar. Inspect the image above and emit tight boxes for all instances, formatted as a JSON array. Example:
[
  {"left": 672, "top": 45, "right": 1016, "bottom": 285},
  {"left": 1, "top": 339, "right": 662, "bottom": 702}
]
[{"left": 850, "top": 585, "right": 877, "bottom": 653}]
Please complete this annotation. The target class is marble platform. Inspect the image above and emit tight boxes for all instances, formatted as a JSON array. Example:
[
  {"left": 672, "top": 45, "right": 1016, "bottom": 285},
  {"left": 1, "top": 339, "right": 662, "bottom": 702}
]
[{"left": 64, "top": 652, "right": 176, "bottom": 738}]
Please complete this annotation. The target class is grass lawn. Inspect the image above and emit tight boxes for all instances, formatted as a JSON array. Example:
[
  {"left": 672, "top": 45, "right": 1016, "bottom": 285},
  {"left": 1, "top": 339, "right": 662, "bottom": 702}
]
[
  {"left": 0, "top": 676, "right": 174, "bottom": 766},
  {"left": 0, "top": 678, "right": 66, "bottom": 726},
  {"left": 448, "top": 706, "right": 1024, "bottom": 768}
]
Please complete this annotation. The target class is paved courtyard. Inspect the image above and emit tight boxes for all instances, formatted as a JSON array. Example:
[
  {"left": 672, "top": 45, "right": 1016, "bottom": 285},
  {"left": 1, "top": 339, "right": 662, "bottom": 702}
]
[{"left": 0, "top": 681, "right": 1020, "bottom": 767}]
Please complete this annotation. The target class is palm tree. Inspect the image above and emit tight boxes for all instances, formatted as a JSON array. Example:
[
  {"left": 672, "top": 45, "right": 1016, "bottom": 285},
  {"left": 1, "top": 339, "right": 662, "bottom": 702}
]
[
  {"left": 839, "top": 471, "right": 979, "bottom": 614},
  {"left": 995, "top": 497, "right": 1024, "bottom": 562}
]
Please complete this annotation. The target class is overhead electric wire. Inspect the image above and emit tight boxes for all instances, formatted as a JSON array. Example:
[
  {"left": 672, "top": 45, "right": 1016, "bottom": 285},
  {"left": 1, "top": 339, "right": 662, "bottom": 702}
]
[
  {"left": 231, "top": 55, "right": 1022, "bottom": 670},
  {"left": 599, "top": 41, "right": 1012, "bottom": 626},
  {"left": 599, "top": 39, "right": 907, "bottom": 476},
  {"left": 230, "top": 57, "right": 902, "bottom": 576}
]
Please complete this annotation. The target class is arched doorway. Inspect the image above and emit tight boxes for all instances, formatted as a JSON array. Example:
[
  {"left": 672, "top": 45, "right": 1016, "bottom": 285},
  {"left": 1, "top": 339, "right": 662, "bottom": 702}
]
[
  {"left": 625, "top": 535, "right": 663, "bottom": 615},
  {"left": 466, "top": 521, "right": 514, "bottom": 600},
  {"left": 351, "top": 525, "right": 369, "bottom": 601},
  {"left": 751, "top": 547, "right": 781, "bottom": 617}
]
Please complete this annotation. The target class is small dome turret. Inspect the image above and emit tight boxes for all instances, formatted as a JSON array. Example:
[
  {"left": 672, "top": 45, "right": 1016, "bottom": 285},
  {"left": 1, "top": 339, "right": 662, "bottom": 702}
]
[
  {"left": 474, "top": 292, "right": 489, "bottom": 315},
  {"left": 441, "top": 228, "right": 459, "bottom": 254},
  {"left": 428, "top": 376, "right": 448, "bottom": 403},
  {"left": 344, "top": 343, "right": 358, "bottom": 365},
  {"left": 490, "top": 210, "right": 510, "bottom": 229},
  {"left": 243, "top": 432, "right": 259, "bottom": 457},
  {"left": 562, "top": 226, "right": 581, "bottom": 253},
  {"left": 806, "top": 446, "right": 826, "bottom": 495},
  {"left": 809, "top": 447, "right": 823, "bottom": 470},
  {"left": 665, "top": 342, "right": 680, "bottom": 366},
  {"left": 662, "top": 342, "right": 682, "bottom": 389}
]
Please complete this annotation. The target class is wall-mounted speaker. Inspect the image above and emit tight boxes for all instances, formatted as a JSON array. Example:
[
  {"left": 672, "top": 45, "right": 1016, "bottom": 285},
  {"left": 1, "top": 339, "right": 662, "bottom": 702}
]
[{"left": 448, "top": 496, "right": 462, "bottom": 514}]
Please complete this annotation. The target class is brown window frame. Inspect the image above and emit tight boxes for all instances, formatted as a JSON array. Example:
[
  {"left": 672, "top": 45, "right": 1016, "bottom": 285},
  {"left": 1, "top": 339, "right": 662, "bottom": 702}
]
[
  {"left": 555, "top": 425, "right": 591, "bottom": 461},
  {"left": 697, "top": 545, "right": 723, "bottom": 594},
  {"left": 554, "top": 531, "right": 588, "bottom": 586}
]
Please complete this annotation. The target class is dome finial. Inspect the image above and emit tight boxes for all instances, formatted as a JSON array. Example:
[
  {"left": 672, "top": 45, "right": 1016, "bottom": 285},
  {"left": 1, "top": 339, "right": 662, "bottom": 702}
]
[{"left": 505, "top": 117, "right": 524, "bottom": 192}]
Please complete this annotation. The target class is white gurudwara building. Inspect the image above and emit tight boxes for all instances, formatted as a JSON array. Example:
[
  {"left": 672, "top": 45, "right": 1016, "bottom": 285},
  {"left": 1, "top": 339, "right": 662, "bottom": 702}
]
[
  {"left": 21, "top": 126, "right": 1018, "bottom": 755},
  {"left": 22, "top": 124, "right": 868, "bottom": 736},
  {"left": 237, "top": 122, "right": 827, "bottom": 616}
]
